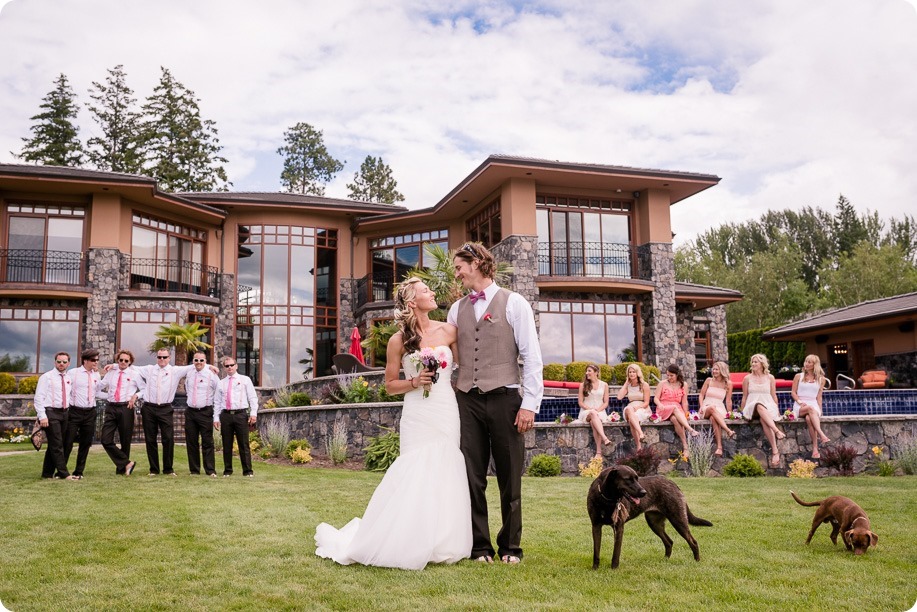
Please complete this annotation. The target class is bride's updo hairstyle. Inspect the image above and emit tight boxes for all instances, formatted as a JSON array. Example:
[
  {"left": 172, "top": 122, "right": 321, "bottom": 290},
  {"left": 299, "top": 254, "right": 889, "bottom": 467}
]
[{"left": 395, "top": 277, "right": 423, "bottom": 353}]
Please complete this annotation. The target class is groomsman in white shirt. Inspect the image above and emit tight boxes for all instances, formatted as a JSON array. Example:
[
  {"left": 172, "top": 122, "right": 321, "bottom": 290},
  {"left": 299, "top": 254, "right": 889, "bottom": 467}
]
[
  {"left": 135, "top": 350, "right": 195, "bottom": 476},
  {"left": 184, "top": 351, "right": 220, "bottom": 477},
  {"left": 99, "top": 349, "right": 144, "bottom": 476},
  {"left": 64, "top": 348, "right": 102, "bottom": 480},
  {"left": 213, "top": 356, "right": 258, "bottom": 477},
  {"left": 34, "top": 351, "right": 75, "bottom": 479}
]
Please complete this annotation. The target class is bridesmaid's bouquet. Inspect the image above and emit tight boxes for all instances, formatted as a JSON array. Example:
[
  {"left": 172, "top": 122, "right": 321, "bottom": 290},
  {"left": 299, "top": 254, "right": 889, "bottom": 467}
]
[{"left": 410, "top": 347, "right": 449, "bottom": 398}]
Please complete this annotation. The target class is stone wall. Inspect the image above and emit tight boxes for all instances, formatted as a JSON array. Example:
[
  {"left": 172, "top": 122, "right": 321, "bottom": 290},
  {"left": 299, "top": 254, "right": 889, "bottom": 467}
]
[
  {"left": 706, "top": 305, "right": 729, "bottom": 364},
  {"left": 636, "top": 243, "right": 677, "bottom": 370},
  {"left": 877, "top": 351, "right": 917, "bottom": 388},
  {"left": 255, "top": 404, "right": 917, "bottom": 476},
  {"left": 85, "top": 248, "right": 122, "bottom": 360},
  {"left": 675, "top": 303, "right": 697, "bottom": 390},
  {"left": 492, "top": 235, "right": 538, "bottom": 304}
]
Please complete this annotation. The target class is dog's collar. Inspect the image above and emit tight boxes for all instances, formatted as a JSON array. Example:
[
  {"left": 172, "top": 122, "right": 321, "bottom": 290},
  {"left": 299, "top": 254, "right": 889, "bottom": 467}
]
[{"left": 851, "top": 516, "right": 868, "bottom": 527}]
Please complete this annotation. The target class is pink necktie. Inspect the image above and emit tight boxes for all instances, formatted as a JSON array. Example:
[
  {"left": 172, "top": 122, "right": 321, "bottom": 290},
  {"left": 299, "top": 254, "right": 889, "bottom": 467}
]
[
  {"left": 114, "top": 371, "right": 123, "bottom": 403},
  {"left": 225, "top": 376, "right": 233, "bottom": 410},
  {"left": 469, "top": 290, "right": 486, "bottom": 304},
  {"left": 60, "top": 374, "right": 68, "bottom": 409}
]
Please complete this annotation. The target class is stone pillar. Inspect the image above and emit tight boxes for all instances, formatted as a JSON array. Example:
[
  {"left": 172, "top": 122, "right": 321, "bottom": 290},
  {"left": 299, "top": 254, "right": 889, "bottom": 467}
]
[
  {"left": 706, "top": 305, "right": 728, "bottom": 364},
  {"left": 339, "top": 278, "right": 357, "bottom": 353},
  {"left": 215, "top": 273, "right": 235, "bottom": 360},
  {"left": 636, "top": 243, "right": 677, "bottom": 373},
  {"left": 84, "top": 248, "right": 122, "bottom": 359},
  {"left": 675, "top": 303, "right": 697, "bottom": 391},
  {"left": 492, "top": 234, "right": 539, "bottom": 305}
]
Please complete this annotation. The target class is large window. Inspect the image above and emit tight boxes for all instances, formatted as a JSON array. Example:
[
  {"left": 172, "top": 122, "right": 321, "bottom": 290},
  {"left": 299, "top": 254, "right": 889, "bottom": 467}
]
[
  {"left": 236, "top": 225, "right": 337, "bottom": 386},
  {"left": 118, "top": 310, "right": 178, "bottom": 367},
  {"left": 536, "top": 195, "right": 633, "bottom": 278},
  {"left": 3, "top": 203, "right": 85, "bottom": 284},
  {"left": 537, "top": 300, "right": 638, "bottom": 365},
  {"left": 0, "top": 307, "right": 81, "bottom": 373},
  {"left": 364, "top": 230, "right": 448, "bottom": 304},
  {"left": 131, "top": 213, "right": 207, "bottom": 294},
  {"left": 466, "top": 199, "right": 501, "bottom": 247}
]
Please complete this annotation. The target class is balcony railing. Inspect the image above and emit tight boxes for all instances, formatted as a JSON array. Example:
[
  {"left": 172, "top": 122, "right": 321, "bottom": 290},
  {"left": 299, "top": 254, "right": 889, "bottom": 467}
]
[
  {"left": 537, "top": 241, "right": 635, "bottom": 279},
  {"left": 0, "top": 249, "right": 85, "bottom": 285},
  {"left": 354, "top": 270, "right": 397, "bottom": 310},
  {"left": 128, "top": 257, "right": 221, "bottom": 299}
]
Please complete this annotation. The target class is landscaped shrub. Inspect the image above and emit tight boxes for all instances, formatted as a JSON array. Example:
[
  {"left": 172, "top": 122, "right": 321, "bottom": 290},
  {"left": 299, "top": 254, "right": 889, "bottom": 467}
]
[
  {"left": 285, "top": 439, "right": 312, "bottom": 459},
  {"left": 334, "top": 375, "right": 374, "bottom": 404},
  {"left": 542, "top": 363, "right": 566, "bottom": 381},
  {"left": 599, "top": 364, "right": 614, "bottom": 384},
  {"left": 374, "top": 384, "right": 404, "bottom": 403},
  {"left": 290, "top": 446, "right": 312, "bottom": 464},
  {"left": 787, "top": 458, "right": 817, "bottom": 478},
  {"left": 723, "top": 453, "right": 765, "bottom": 477},
  {"left": 822, "top": 444, "right": 857, "bottom": 476},
  {"left": 894, "top": 434, "right": 917, "bottom": 475},
  {"left": 565, "top": 361, "right": 590, "bottom": 383},
  {"left": 326, "top": 419, "right": 348, "bottom": 464},
  {"left": 17, "top": 375, "right": 40, "bottom": 394},
  {"left": 364, "top": 427, "right": 400, "bottom": 472},
  {"left": 616, "top": 446, "right": 660, "bottom": 476},
  {"left": 0, "top": 373, "right": 17, "bottom": 394},
  {"left": 288, "top": 392, "right": 312, "bottom": 407},
  {"left": 611, "top": 362, "right": 661, "bottom": 386},
  {"left": 865, "top": 446, "right": 895, "bottom": 477},
  {"left": 527, "top": 454, "right": 561, "bottom": 477},
  {"left": 685, "top": 427, "right": 715, "bottom": 477},
  {"left": 260, "top": 420, "right": 291, "bottom": 457},
  {"left": 578, "top": 455, "right": 603, "bottom": 478}
]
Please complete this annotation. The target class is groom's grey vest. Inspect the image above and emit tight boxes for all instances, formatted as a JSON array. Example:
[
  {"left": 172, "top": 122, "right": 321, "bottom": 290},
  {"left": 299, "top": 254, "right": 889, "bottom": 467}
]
[{"left": 455, "top": 288, "right": 520, "bottom": 393}]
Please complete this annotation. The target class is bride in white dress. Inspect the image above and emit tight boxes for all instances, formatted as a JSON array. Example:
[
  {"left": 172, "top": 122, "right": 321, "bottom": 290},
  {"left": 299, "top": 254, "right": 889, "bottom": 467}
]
[{"left": 314, "top": 277, "right": 472, "bottom": 570}]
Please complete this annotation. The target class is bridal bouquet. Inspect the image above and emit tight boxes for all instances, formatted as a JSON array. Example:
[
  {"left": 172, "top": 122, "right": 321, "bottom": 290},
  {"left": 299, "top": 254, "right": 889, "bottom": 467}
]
[{"left": 410, "top": 347, "right": 449, "bottom": 399}]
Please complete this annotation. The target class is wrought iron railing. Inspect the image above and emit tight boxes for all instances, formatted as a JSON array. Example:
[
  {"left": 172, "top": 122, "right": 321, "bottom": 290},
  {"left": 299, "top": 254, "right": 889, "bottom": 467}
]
[
  {"left": 128, "top": 257, "right": 221, "bottom": 299},
  {"left": 537, "top": 242, "right": 634, "bottom": 278},
  {"left": 354, "top": 270, "right": 397, "bottom": 309},
  {"left": 0, "top": 249, "right": 85, "bottom": 285}
]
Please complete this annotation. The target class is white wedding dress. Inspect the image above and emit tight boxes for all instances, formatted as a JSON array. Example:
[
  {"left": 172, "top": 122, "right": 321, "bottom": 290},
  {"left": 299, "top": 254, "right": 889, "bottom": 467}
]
[{"left": 314, "top": 346, "right": 472, "bottom": 570}]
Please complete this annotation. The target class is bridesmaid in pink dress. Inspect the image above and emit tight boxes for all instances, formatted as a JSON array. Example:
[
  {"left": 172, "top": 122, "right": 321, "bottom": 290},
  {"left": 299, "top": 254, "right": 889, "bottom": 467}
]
[
  {"left": 697, "top": 361, "right": 736, "bottom": 456},
  {"left": 653, "top": 364, "right": 698, "bottom": 458}
]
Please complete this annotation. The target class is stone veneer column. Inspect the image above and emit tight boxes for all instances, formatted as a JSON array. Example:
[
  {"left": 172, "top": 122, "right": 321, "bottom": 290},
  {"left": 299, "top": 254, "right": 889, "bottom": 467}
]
[
  {"left": 215, "top": 273, "right": 235, "bottom": 360},
  {"left": 706, "top": 305, "right": 729, "bottom": 364},
  {"left": 636, "top": 243, "right": 678, "bottom": 376},
  {"left": 338, "top": 278, "right": 357, "bottom": 353},
  {"left": 492, "top": 235, "right": 539, "bottom": 305},
  {"left": 675, "top": 303, "right": 697, "bottom": 390},
  {"left": 84, "top": 248, "right": 122, "bottom": 359}
]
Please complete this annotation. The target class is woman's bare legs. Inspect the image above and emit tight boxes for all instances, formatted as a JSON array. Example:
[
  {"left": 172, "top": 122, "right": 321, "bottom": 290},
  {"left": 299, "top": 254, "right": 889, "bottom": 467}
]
[
  {"left": 625, "top": 408, "right": 645, "bottom": 451},
  {"left": 669, "top": 411, "right": 696, "bottom": 458},
  {"left": 756, "top": 404, "right": 783, "bottom": 466},
  {"left": 799, "top": 405, "right": 829, "bottom": 458},
  {"left": 704, "top": 408, "right": 735, "bottom": 455},
  {"left": 585, "top": 411, "right": 610, "bottom": 458}
]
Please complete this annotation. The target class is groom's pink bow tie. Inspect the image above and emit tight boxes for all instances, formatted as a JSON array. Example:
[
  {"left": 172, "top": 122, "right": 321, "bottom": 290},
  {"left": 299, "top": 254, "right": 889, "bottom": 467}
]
[{"left": 469, "top": 290, "right": 487, "bottom": 304}]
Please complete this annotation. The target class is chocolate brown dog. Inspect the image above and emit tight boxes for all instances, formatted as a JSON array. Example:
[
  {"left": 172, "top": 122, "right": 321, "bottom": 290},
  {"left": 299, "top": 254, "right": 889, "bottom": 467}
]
[
  {"left": 790, "top": 491, "right": 878, "bottom": 555},
  {"left": 588, "top": 464, "right": 712, "bottom": 569}
]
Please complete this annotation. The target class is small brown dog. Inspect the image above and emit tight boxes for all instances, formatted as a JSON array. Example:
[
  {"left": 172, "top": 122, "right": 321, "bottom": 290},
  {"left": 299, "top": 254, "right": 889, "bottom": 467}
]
[{"left": 791, "top": 491, "right": 878, "bottom": 555}]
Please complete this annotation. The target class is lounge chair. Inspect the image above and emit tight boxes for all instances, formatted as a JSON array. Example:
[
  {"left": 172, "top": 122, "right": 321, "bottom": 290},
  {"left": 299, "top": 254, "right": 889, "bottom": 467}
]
[{"left": 331, "top": 353, "right": 384, "bottom": 375}]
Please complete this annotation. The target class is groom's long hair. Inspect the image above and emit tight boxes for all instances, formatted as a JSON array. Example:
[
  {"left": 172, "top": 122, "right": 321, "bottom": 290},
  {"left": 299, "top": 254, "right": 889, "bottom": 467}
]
[{"left": 395, "top": 277, "right": 423, "bottom": 353}]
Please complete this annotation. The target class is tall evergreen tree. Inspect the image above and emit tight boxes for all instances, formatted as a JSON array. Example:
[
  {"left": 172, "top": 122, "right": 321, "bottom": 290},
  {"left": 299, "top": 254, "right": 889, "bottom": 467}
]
[
  {"left": 277, "top": 122, "right": 343, "bottom": 195},
  {"left": 140, "top": 67, "right": 230, "bottom": 192},
  {"left": 85, "top": 65, "right": 144, "bottom": 174},
  {"left": 17, "top": 73, "right": 84, "bottom": 166},
  {"left": 346, "top": 155, "right": 405, "bottom": 203}
]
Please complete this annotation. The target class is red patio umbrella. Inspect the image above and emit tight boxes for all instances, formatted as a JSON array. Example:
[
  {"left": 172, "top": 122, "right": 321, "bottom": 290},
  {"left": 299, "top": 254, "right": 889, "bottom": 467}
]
[{"left": 349, "top": 327, "right": 366, "bottom": 364}]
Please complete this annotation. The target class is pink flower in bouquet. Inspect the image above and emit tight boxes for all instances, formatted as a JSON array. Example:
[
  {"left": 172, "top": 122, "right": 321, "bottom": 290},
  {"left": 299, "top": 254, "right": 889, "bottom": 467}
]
[
  {"left": 411, "top": 347, "right": 449, "bottom": 399},
  {"left": 783, "top": 410, "right": 795, "bottom": 421},
  {"left": 688, "top": 411, "right": 700, "bottom": 421},
  {"left": 608, "top": 411, "right": 621, "bottom": 422},
  {"left": 649, "top": 413, "right": 660, "bottom": 422}
]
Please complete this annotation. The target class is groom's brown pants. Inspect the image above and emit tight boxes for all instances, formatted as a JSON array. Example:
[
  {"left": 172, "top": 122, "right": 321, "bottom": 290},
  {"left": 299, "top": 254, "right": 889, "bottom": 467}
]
[{"left": 457, "top": 386, "right": 524, "bottom": 560}]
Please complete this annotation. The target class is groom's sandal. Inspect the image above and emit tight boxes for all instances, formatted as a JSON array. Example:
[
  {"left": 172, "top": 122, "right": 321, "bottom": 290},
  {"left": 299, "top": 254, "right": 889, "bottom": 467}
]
[
  {"left": 501, "top": 555, "right": 521, "bottom": 565},
  {"left": 473, "top": 555, "right": 493, "bottom": 564}
]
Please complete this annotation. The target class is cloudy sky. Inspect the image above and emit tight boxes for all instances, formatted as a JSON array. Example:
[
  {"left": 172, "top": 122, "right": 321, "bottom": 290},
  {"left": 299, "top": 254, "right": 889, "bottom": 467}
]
[{"left": 1, "top": 0, "right": 915, "bottom": 246}]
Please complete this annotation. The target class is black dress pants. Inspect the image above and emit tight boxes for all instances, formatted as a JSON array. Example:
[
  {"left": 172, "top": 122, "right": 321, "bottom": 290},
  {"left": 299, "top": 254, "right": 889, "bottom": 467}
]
[
  {"left": 220, "top": 410, "right": 252, "bottom": 475},
  {"left": 101, "top": 403, "right": 135, "bottom": 473},
  {"left": 457, "top": 387, "right": 525, "bottom": 560},
  {"left": 141, "top": 403, "right": 174, "bottom": 474},
  {"left": 64, "top": 406, "right": 97, "bottom": 476},
  {"left": 185, "top": 407, "right": 216, "bottom": 475},
  {"left": 41, "top": 408, "right": 70, "bottom": 478}
]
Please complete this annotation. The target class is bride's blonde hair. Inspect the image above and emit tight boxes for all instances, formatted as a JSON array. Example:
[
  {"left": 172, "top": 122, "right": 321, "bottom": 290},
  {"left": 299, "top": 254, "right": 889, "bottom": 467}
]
[{"left": 394, "top": 277, "right": 423, "bottom": 353}]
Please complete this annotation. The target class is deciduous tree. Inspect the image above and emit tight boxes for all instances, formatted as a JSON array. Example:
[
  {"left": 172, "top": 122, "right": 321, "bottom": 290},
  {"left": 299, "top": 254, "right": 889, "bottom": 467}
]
[
  {"left": 17, "top": 73, "right": 84, "bottom": 167},
  {"left": 277, "top": 122, "right": 343, "bottom": 195},
  {"left": 346, "top": 155, "right": 405, "bottom": 203}
]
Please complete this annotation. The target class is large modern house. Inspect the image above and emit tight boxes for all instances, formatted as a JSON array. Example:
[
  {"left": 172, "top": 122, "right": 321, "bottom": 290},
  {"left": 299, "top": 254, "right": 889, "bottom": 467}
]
[{"left": 0, "top": 156, "right": 740, "bottom": 390}]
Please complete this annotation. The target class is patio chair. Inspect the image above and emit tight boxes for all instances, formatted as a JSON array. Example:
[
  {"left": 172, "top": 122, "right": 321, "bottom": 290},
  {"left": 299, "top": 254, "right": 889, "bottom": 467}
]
[{"left": 331, "top": 353, "right": 384, "bottom": 375}]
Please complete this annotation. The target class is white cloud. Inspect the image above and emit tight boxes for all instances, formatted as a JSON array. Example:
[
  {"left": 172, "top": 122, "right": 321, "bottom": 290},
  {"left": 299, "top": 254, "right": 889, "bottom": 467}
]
[{"left": 1, "top": 0, "right": 915, "bottom": 245}]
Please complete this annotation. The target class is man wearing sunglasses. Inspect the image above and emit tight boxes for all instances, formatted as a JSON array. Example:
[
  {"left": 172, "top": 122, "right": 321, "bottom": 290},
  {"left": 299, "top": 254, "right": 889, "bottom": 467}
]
[
  {"left": 34, "top": 352, "right": 75, "bottom": 479},
  {"left": 448, "top": 242, "right": 544, "bottom": 565},
  {"left": 99, "top": 349, "right": 144, "bottom": 476},
  {"left": 184, "top": 351, "right": 220, "bottom": 477},
  {"left": 135, "top": 350, "right": 196, "bottom": 476},
  {"left": 63, "top": 348, "right": 103, "bottom": 480},
  {"left": 213, "top": 357, "right": 258, "bottom": 477}
]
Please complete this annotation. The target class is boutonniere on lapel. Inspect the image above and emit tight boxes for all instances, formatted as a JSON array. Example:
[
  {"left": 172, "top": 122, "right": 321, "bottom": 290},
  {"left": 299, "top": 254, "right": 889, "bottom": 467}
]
[{"left": 483, "top": 313, "right": 494, "bottom": 323}]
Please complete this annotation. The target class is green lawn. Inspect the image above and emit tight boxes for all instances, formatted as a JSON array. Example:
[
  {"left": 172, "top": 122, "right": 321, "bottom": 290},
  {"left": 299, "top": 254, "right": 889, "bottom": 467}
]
[{"left": 0, "top": 447, "right": 915, "bottom": 611}]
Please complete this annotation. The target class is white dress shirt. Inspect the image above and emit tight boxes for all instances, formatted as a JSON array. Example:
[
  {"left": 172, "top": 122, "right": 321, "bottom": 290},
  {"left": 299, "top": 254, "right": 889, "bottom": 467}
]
[
  {"left": 213, "top": 373, "right": 259, "bottom": 422},
  {"left": 447, "top": 281, "right": 544, "bottom": 413},
  {"left": 33, "top": 369, "right": 73, "bottom": 420},
  {"left": 136, "top": 364, "right": 195, "bottom": 404},
  {"left": 99, "top": 366, "right": 145, "bottom": 403},
  {"left": 67, "top": 366, "right": 102, "bottom": 408},
  {"left": 186, "top": 367, "right": 220, "bottom": 408}
]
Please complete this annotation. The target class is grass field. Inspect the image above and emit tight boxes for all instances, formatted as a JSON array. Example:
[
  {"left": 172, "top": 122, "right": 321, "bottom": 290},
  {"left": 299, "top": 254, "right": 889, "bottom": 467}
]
[{"left": 0, "top": 447, "right": 915, "bottom": 611}]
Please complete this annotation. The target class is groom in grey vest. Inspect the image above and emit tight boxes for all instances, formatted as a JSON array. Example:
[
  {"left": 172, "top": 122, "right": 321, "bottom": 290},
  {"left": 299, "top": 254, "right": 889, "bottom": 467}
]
[{"left": 448, "top": 242, "right": 543, "bottom": 564}]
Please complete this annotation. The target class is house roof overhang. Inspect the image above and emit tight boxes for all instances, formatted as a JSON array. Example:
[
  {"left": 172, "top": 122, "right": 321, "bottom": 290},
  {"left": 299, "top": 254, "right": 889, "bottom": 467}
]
[{"left": 763, "top": 292, "right": 917, "bottom": 341}]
